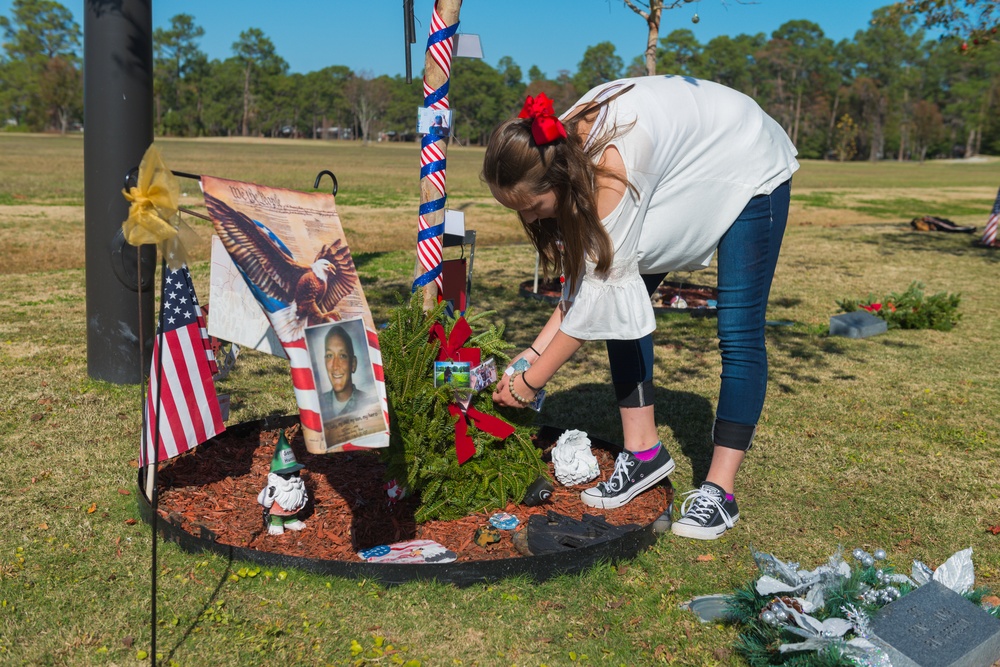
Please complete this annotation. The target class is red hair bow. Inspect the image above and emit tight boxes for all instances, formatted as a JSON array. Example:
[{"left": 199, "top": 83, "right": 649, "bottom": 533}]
[{"left": 518, "top": 93, "right": 567, "bottom": 146}]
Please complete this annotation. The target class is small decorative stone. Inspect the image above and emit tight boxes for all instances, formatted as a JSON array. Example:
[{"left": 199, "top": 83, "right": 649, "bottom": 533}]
[
  {"left": 474, "top": 526, "right": 502, "bottom": 548},
  {"left": 489, "top": 512, "right": 519, "bottom": 530},
  {"left": 384, "top": 479, "right": 405, "bottom": 504}
]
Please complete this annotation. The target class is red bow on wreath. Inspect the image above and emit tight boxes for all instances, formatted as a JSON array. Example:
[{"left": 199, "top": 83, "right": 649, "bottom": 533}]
[
  {"left": 448, "top": 404, "right": 515, "bottom": 465},
  {"left": 429, "top": 317, "right": 481, "bottom": 366},
  {"left": 518, "top": 92, "right": 567, "bottom": 146},
  {"left": 430, "top": 317, "right": 514, "bottom": 464}
]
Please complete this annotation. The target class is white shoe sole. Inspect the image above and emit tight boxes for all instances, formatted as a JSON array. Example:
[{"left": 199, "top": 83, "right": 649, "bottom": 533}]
[
  {"left": 671, "top": 514, "right": 739, "bottom": 540},
  {"left": 579, "top": 457, "right": 675, "bottom": 509}
]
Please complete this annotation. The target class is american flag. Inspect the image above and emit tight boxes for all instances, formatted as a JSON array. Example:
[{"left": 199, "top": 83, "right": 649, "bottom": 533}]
[
  {"left": 981, "top": 186, "right": 1000, "bottom": 247},
  {"left": 141, "top": 265, "right": 224, "bottom": 467}
]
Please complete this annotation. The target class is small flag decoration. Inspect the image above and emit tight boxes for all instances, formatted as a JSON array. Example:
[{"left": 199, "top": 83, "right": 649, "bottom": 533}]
[{"left": 141, "top": 265, "right": 224, "bottom": 467}]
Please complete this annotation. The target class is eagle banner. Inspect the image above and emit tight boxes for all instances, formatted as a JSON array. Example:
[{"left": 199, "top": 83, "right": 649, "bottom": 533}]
[{"left": 202, "top": 176, "right": 389, "bottom": 454}]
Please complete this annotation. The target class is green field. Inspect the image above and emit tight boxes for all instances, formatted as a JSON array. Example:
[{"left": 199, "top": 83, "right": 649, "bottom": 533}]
[{"left": 1, "top": 134, "right": 999, "bottom": 666}]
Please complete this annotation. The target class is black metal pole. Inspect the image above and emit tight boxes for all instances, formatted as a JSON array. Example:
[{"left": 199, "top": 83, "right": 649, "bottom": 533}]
[{"left": 84, "top": 0, "right": 156, "bottom": 384}]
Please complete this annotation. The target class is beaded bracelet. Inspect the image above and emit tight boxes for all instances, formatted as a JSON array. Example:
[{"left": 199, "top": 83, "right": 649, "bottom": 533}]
[{"left": 508, "top": 371, "right": 536, "bottom": 405}]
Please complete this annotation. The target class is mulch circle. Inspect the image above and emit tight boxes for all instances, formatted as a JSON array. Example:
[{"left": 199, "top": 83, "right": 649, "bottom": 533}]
[{"left": 155, "top": 422, "right": 671, "bottom": 564}]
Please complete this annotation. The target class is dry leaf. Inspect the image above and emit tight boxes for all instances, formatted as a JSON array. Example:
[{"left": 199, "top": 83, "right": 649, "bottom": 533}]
[
  {"left": 38, "top": 523, "right": 48, "bottom": 530},
  {"left": 117, "top": 488, "right": 132, "bottom": 496},
  {"left": 125, "top": 518, "right": 137, "bottom": 525},
  {"left": 987, "top": 525, "right": 1000, "bottom": 535},
  {"left": 87, "top": 503, "right": 97, "bottom": 514},
  {"left": 696, "top": 554, "right": 715, "bottom": 562}
]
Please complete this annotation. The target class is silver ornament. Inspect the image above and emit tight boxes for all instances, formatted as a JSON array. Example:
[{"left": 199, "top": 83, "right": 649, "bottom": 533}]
[
  {"left": 774, "top": 608, "right": 788, "bottom": 622},
  {"left": 874, "top": 549, "right": 887, "bottom": 561},
  {"left": 862, "top": 555, "right": 875, "bottom": 568},
  {"left": 761, "top": 610, "right": 777, "bottom": 625},
  {"left": 875, "top": 569, "right": 885, "bottom": 581},
  {"left": 852, "top": 548, "right": 866, "bottom": 561},
  {"left": 691, "top": 13, "right": 700, "bottom": 24}
]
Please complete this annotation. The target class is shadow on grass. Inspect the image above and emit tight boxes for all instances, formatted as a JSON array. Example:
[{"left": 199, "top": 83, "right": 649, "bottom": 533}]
[
  {"left": 351, "top": 251, "right": 388, "bottom": 270},
  {"left": 860, "top": 229, "right": 999, "bottom": 262},
  {"left": 162, "top": 550, "right": 234, "bottom": 665}
]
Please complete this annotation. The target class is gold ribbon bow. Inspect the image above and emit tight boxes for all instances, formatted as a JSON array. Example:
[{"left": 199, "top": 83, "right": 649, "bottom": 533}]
[{"left": 121, "top": 144, "right": 198, "bottom": 268}]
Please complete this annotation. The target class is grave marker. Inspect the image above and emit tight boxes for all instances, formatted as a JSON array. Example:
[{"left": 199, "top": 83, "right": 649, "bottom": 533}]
[{"left": 870, "top": 580, "right": 1000, "bottom": 667}]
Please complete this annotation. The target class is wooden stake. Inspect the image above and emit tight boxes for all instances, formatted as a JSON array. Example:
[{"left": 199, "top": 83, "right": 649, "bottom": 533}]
[{"left": 416, "top": 0, "right": 462, "bottom": 311}]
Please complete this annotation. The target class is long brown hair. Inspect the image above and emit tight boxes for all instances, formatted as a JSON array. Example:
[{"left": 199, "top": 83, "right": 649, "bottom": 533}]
[{"left": 482, "top": 84, "right": 635, "bottom": 293}]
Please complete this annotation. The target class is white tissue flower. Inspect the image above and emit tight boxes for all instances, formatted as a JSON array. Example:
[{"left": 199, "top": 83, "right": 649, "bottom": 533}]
[{"left": 551, "top": 429, "right": 600, "bottom": 486}]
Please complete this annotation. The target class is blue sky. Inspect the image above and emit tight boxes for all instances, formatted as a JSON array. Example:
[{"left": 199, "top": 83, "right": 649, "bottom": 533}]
[{"left": 2, "top": 0, "right": 903, "bottom": 79}]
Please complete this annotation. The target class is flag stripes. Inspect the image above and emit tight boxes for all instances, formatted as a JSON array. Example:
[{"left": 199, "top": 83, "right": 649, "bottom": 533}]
[{"left": 141, "top": 265, "right": 224, "bottom": 468}]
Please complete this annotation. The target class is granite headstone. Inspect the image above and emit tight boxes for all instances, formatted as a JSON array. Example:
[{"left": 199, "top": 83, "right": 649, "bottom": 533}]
[
  {"left": 829, "top": 311, "right": 888, "bottom": 338},
  {"left": 869, "top": 580, "right": 1000, "bottom": 667}
]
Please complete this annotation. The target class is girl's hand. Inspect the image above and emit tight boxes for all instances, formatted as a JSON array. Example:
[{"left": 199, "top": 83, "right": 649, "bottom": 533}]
[{"left": 492, "top": 374, "right": 523, "bottom": 408}]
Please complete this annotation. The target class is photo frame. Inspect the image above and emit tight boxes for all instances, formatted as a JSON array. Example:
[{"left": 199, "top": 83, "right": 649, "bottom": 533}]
[
  {"left": 417, "top": 107, "right": 453, "bottom": 137},
  {"left": 305, "top": 317, "right": 388, "bottom": 449},
  {"left": 434, "top": 360, "right": 471, "bottom": 388}
]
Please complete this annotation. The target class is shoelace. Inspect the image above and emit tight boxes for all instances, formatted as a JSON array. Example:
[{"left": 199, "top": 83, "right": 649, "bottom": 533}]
[
  {"left": 600, "top": 452, "right": 635, "bottom": 493},
  {"left": 679, "top": 488, "right": 735, "bottom": 528}
]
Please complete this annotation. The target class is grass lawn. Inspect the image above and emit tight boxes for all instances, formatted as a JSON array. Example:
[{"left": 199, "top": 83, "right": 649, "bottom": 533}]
[{"left": 1, "top": 133, "right": 999, "bottom": 666}]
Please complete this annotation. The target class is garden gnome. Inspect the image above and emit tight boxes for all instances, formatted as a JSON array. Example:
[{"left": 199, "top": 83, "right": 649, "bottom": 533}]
[{"left": 257, "top": 431, "right": 308, "bottom": 535}]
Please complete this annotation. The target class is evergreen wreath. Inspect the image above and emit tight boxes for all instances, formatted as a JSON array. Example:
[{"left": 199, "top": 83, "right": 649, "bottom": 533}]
[
  {"left": 725, "top": 547, "right": 999, "bottom": 667},
  {"left": 378, "top": 293, "right": 548, "bottom": 523},
  {"left": 836, "top": 281, "right": 961, "bottom": 331}
]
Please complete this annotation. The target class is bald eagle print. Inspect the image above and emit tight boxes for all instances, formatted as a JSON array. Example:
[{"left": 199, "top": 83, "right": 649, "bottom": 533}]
[{"left": 206, "top": 191, "right": 358, "bottom": 342}]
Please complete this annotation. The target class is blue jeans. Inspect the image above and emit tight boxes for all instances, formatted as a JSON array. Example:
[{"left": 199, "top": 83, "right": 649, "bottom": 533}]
[{"left": 606, "top": 180, "right": 790, "bottom": 450}]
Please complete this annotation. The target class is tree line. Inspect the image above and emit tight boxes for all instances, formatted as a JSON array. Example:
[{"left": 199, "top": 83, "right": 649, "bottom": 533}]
[{"left": 2, "top": 0, "right": 997, "bottom": 160}]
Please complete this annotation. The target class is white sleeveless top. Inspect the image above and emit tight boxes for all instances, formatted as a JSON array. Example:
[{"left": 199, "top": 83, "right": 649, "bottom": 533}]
[{"left": 558, "top": 75, "right": 799, "bottom": 340}]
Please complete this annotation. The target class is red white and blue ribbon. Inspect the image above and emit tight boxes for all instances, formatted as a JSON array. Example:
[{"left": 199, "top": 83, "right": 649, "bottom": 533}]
[{"left": 413, "top": 5, "right": 458, "bottom": 292}]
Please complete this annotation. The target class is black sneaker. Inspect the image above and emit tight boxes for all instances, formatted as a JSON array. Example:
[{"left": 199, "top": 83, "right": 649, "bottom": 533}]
[
  {"left": 580, "top": 444, "right": 675, "bottom": 509},
  {"left": 671, "top": 482, "right": 739, "bottom": 540}
]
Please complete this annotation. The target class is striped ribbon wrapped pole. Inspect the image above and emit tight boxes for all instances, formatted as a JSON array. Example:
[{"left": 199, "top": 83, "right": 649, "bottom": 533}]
[
  {"left": 413, "top": 0, "right": 462, "bottom": 310},
  {"left": 981, "top": 186, "right": 1000, "bottom": 247}
]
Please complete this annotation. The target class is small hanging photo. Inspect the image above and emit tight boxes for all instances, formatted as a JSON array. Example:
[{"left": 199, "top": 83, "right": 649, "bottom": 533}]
[
  {"left": 417, "top": 107, "right": 453, "bottom": 137},
  {"left": 470, "top": 358, "right": 497, "bottom": 392},
  {"left": 434, "top": 360, "right": 471, "bottom": 388}
]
